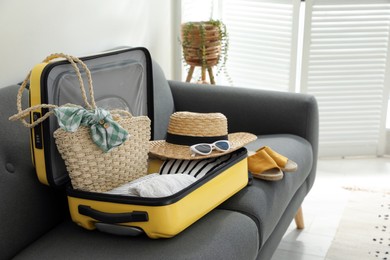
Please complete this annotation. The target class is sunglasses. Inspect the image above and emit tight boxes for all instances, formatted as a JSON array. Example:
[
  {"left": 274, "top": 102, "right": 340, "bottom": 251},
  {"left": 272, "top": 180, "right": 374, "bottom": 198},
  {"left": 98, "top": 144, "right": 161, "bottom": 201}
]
[{"left": 190, "top": 140, "right": 231, "bottom": 157}]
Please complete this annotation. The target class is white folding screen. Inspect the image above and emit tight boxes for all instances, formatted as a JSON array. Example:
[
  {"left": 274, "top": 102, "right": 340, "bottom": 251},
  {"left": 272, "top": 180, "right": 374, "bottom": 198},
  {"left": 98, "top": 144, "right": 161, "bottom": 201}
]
[
  {"left": 301, "top": 0, "right": 390, "bottom": 157},
  {"left": 220, "top": 0, "right": 301, "bottom": 91}
]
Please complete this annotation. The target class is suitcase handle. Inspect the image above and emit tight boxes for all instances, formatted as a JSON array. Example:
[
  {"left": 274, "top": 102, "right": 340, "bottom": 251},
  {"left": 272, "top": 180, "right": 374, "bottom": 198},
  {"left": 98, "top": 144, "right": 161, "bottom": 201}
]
[{"left": 78, "top": 205, "right": 149, "bottom": 224}]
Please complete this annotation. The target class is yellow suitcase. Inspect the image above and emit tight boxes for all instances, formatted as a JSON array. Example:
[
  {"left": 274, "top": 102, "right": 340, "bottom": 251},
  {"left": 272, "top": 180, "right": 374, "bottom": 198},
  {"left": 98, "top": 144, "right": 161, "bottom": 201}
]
[
  {"left": 26, "top": 47, "right": 249, "bottom": 238},
  {"left": 67, "top": 149, "right": 249, "bottom": 238}
]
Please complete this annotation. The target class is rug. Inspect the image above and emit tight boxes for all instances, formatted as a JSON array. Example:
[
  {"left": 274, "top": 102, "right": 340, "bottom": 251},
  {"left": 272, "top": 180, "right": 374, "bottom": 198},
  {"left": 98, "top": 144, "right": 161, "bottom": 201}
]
[{"left": 325, "top": 187, "right": 390, "bottom": 260}]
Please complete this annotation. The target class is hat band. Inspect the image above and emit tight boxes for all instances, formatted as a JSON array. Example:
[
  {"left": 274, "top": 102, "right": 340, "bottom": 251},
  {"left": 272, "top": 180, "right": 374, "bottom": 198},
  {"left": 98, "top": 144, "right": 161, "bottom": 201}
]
[{"left": 166, "top": 133, "right": 228, "bottom": 146}]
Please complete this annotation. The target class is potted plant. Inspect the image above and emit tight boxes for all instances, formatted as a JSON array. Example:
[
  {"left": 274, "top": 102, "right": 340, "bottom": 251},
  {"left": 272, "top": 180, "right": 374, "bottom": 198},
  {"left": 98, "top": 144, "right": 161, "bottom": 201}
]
[{"left": 181, "top": 19, "right": 229, "bottom": 84}]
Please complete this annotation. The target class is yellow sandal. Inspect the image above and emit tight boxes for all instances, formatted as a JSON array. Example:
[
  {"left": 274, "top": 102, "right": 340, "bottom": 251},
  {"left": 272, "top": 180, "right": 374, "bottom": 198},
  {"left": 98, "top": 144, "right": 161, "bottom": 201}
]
[
  {"left": 257, "top": 146, "right": 298, "bottom": 172},
  {"left": 248, "top": 149, "right": 283, "bottom": 181}
]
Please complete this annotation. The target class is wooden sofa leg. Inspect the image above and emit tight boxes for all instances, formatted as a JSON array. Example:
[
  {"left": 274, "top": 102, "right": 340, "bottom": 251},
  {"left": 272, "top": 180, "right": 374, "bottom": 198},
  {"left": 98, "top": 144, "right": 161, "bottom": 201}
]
[{"left": 294, "top": 206, "right": 304, "bottom": 229}]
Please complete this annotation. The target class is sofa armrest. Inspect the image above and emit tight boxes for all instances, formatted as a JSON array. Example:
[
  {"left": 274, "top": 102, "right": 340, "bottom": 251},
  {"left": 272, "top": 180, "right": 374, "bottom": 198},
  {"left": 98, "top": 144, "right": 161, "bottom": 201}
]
[{"left": 168, "top": 80, "right": 319, "bottom": 157}]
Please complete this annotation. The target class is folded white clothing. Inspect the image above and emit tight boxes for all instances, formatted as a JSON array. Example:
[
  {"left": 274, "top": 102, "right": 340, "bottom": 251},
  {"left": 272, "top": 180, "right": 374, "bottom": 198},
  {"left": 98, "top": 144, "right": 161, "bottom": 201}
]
[
  {"left": 105, "top": 173, "right": 197, "bottom": 198},
  {"left": 104, "top": 174, "right": 159, "bottom": 195}
]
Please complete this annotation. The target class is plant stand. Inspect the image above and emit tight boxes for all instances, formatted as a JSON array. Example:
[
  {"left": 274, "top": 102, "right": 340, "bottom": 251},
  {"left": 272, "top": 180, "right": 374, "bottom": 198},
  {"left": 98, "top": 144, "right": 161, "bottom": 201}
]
[{"left": 185, "top": 65, "right": 215, "bottom": 84}]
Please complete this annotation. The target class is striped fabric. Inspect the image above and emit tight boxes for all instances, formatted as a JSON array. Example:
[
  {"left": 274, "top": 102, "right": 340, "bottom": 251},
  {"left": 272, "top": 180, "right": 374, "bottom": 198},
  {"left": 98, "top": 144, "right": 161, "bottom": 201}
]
[{"left": 159, "top": 153, "right": 238, "bottom": 179}]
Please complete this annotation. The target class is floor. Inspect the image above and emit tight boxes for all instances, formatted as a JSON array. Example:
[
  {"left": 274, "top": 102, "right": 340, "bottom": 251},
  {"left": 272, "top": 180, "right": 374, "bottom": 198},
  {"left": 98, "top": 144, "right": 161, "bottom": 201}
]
[{"left": 271, "top": 156, "right": 390, "bottom": 260}]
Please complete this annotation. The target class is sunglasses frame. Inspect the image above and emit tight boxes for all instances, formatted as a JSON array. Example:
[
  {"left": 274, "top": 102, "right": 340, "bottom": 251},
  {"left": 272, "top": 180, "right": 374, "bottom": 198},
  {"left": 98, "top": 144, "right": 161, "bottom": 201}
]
[{"left": 190, "top": 140, "right": 231, "bottom": 156}]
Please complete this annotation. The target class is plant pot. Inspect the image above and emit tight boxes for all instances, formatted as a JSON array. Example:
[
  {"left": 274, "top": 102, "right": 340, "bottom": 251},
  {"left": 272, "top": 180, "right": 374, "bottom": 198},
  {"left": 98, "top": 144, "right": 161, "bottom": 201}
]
[{"left": 181, "top": 21, "right": 222, "bottom": 67}]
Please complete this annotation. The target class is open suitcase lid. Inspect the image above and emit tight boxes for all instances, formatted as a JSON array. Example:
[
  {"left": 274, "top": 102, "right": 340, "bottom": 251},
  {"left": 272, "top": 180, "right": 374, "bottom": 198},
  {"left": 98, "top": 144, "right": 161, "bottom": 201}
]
[{"left": 31, "top": 47, "right": 153, "bottom": 187}]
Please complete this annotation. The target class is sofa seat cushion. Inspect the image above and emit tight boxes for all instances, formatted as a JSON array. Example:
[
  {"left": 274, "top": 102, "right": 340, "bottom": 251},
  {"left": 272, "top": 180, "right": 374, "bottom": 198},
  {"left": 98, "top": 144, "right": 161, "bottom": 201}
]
[
  {"left": 13, "top": 209, "right": 259, "bottom": 260},
  {"left": 218, "top": 134, "right": 313, "bottom": 247}
]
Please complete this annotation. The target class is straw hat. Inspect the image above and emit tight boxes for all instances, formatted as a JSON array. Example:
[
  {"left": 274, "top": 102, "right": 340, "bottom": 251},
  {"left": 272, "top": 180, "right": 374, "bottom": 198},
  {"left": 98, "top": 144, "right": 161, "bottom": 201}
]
[{"left": 149, "top": 112, "right": 257, "bottom": 160}]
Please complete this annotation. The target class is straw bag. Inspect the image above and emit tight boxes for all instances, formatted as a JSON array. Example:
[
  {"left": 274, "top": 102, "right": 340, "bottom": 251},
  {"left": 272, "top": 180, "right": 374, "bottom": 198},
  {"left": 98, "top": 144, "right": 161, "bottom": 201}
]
[{"left": 9, "top": 53, "right": 151, "bottom": 192}]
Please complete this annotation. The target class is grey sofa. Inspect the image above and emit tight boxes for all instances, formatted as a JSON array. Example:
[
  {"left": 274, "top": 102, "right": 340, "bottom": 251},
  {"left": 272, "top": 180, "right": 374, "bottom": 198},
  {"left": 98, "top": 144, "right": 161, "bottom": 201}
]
[{"left": 0, "top": 62, "right": 318, "bottom": 260}]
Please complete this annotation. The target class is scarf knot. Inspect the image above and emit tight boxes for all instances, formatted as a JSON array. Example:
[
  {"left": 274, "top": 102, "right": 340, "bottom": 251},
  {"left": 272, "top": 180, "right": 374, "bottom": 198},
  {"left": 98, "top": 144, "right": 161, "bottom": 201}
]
[{"left": 53, "top": 107, "right": 129, "bottom": 152}]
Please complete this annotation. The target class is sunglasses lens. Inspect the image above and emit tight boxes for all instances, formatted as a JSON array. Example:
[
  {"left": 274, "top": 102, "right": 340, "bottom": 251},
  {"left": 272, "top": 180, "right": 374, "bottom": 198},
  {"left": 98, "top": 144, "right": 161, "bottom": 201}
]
[
  {"left": 215, "top": 141, "right": 230, "bottom": 151},
  {"left": 195, "top": 144, "right": 212, "bottom": 154}
]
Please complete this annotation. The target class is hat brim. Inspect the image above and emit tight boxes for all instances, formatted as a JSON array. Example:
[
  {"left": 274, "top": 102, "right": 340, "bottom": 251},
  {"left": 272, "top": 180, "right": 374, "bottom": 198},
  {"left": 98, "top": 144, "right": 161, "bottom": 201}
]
[{"left": 149, "top": 132, "right": 257, "bottom": 160}]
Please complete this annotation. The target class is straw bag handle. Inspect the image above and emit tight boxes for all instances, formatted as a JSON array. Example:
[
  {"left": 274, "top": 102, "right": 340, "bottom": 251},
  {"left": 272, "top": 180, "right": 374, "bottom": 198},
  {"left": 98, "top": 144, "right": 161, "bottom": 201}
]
[{"left": 9, "top": 53, "right": 97, "bottom": 128}]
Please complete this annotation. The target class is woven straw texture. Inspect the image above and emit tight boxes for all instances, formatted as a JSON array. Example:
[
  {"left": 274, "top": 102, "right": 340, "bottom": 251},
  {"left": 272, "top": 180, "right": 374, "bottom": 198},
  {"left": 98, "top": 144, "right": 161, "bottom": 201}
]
[
  {"left": 54, "top": 114, "right": 151, "bottom": 193},
  {"left": 181, "top": 22, "right": 222, "bottom": 67},
  {"left": 149, "top": 112, "right": 257, "bottom": 160},
  {"left": 168, "top": 112, "right": 227, "bottom": 136}
]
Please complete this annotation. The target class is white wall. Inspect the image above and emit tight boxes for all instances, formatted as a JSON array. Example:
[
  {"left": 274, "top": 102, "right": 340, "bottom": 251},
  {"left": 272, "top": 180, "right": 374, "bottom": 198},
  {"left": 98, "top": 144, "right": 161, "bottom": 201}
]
[{"left": 0, "top": 0, "right": 176, "bottom": 87}]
